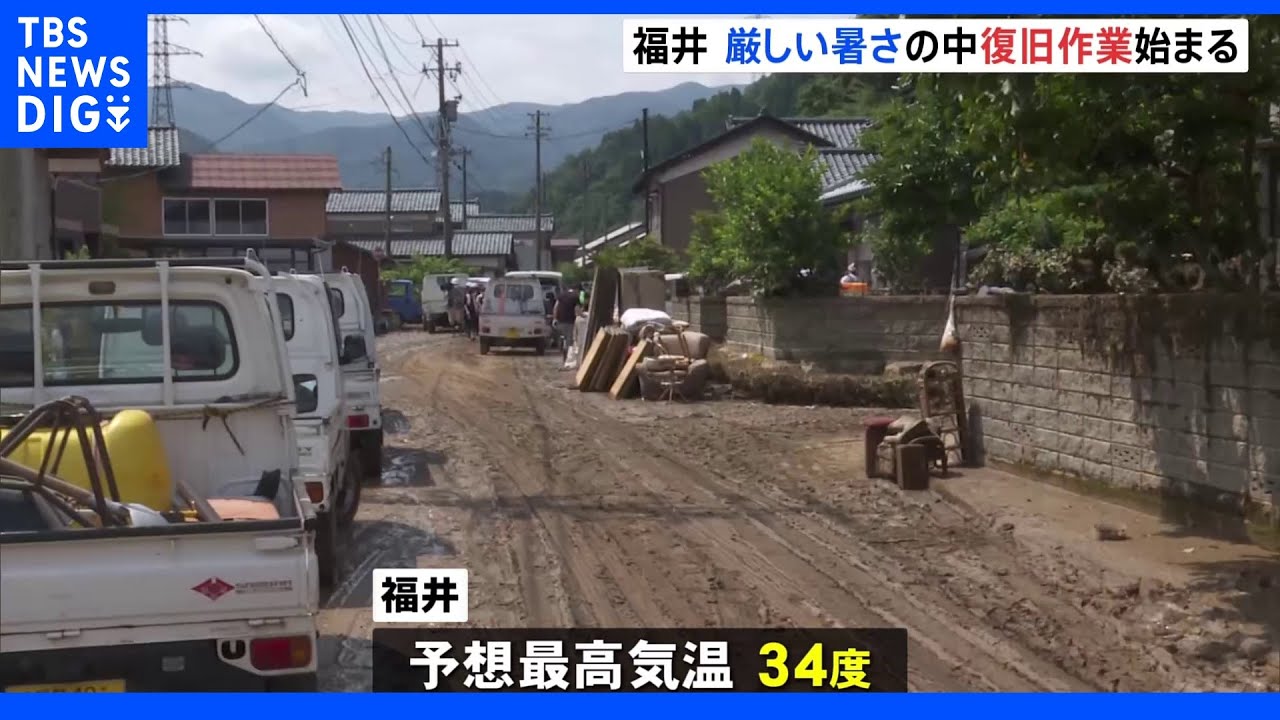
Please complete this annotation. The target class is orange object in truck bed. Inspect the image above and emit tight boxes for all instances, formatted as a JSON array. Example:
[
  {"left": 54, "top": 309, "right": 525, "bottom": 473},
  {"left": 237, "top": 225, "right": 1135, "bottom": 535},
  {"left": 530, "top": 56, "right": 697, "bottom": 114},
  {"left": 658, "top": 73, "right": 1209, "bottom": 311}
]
[{"left": 206, "top": 497, "right": 281, "bottom": 521}]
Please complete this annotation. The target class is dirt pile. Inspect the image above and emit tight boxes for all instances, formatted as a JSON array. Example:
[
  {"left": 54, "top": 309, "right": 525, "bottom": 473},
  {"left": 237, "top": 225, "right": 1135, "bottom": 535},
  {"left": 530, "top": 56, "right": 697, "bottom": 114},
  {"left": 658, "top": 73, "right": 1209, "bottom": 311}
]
[{"left": 707, "top": 346, "right": 916, "bottom": 408}]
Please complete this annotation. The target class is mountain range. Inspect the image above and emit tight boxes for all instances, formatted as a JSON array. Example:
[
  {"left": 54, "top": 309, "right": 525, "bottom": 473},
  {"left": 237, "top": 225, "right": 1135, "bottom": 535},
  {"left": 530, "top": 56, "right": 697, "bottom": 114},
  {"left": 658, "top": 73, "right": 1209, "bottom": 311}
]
[{"left": 168, "top": 81, "right": 739, "bottom": 209}]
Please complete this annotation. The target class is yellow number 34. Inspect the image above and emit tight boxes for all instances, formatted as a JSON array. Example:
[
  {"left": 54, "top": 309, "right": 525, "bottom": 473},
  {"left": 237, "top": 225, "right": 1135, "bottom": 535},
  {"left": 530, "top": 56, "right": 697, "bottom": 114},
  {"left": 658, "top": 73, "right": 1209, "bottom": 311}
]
[{"left": 759, "top": 642, "right": 827, "bottom": 688}]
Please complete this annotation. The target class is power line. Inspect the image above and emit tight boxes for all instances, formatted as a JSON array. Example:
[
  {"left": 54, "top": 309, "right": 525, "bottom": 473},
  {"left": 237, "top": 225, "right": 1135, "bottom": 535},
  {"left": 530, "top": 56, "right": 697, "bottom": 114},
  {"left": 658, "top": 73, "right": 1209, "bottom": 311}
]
[
  {"left": 209, "top": 77, "right": 300, "bottom": 149},
  {"left": 253, "top": 15, "right": 307, "bottom": 96},
  {"left": 337, "top": 14, "right": 436, "bottom": 169},
  {"left": 363, "top": 15, "right": 437, "bottom": 147}
]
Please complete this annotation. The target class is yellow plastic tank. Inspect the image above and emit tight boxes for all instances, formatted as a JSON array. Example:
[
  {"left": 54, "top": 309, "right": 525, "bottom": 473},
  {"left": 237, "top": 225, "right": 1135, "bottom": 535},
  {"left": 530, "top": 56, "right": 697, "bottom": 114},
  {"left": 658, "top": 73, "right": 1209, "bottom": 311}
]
[{"left": 0, "top": 409, "right": 174, "bottom": 511}]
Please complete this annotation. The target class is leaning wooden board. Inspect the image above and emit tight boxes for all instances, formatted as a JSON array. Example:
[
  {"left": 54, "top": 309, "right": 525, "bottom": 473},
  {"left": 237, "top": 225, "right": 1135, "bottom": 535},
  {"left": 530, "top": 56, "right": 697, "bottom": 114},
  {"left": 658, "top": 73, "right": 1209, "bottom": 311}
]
[
  {"left": 592, "top": 330, "right": 629, "bottom": 392},
  {"left": 573, "top": 328, "right": 609, "bottom": 390},
  {"left": 608, "top": 339, "right": 652, "bottom": 400}
]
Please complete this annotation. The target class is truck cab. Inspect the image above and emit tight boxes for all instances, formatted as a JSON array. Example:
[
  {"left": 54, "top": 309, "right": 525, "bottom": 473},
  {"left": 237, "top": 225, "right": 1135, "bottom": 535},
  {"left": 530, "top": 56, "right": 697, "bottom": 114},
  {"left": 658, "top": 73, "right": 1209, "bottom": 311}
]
[
  {"left": 0, "top": 255, "right": 320, "bottom": 690},
  {"left": 323, "top": 270, "right": 383, "bottom": 484},
  {"left": 271, "top": 273, "right": 361, "bottom": 588},
  {"left": 382, "top": 278, "right": 422, "bottom": 330}
]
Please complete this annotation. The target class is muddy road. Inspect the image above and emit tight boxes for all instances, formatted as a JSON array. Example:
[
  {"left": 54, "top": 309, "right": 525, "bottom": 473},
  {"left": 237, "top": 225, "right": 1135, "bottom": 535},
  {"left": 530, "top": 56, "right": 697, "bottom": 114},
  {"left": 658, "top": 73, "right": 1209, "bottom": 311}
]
[{"left": 317, "top": 331, "right": 1279, "bottom": 692}]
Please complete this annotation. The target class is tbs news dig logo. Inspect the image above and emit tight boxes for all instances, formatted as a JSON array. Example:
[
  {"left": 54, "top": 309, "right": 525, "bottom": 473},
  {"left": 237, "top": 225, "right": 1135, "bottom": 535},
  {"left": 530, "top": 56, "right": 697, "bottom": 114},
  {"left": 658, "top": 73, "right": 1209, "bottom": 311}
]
[{"left": 11, "top": 15, "right": 145, "bottom": 148}]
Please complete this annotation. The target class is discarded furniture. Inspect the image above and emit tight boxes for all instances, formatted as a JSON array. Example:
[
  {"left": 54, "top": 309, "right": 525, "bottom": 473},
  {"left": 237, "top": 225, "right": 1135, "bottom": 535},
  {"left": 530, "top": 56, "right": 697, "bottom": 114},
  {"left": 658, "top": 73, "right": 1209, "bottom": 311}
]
[
  {"left": 895, "top": 443, "right": 930, "bottom": 491},
  {"left": 862, "top": 416, "right": 897, "bottom": 479},
  {"left": 635, "top": 321, "right": 709, "bottom": 401},
  {"left": 918, "top": 360, "right": 968, "bottom": 467},
  {"left": 875, "top": 415, "right": 947, "bottom": 482}
]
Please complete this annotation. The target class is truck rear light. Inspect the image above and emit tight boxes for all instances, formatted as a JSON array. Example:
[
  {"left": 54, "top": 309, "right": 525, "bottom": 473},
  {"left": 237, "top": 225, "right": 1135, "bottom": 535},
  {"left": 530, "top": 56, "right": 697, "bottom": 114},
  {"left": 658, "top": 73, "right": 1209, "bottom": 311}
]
[
  {"left": 305, "top": 482, "right": 324, "bottom": 504},
  {"left": 481, "top": 326, "right": 490, "bottom": 334},
  {"left": 347, "top": 414, "right": 370, "bottom": 429},
  {"left": 250, "top": 635, "right": 312, "bottom": 671},
  {"left": 533, "top": 328, "right": 543, "bottom": 335}
]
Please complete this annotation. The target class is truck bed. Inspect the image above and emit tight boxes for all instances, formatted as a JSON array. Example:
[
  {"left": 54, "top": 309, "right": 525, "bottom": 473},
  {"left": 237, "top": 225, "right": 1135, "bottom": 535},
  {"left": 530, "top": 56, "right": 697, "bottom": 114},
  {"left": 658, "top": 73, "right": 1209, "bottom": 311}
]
[{"left": 0, "top": 519, "right": 317, "bottom": 648}]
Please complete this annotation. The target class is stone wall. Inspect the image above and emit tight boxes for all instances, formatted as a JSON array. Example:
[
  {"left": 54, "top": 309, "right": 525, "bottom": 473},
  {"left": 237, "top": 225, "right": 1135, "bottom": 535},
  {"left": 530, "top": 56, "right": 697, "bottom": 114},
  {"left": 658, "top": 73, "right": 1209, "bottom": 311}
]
[
  {"left": 955, "top": 294, "right": 1280, "bottom": 522},
  {"left": 666, "top": 295, "right": 949, "bottom": 373}
]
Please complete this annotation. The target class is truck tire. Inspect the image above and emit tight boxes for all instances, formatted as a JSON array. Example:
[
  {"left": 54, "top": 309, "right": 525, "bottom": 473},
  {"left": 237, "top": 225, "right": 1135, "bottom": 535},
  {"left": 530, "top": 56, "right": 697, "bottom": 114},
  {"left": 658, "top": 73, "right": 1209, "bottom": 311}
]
[
  {"left": 335, "top": 459, "right": 362, "bottom": 529},
  {"left": 359, "top": 429, "right": 383, "bottom": 484},
  {"left": 426, "top": 319, "right": 437, "bottom": 334},
  {"left": 316, "top": 509, "right": 339, "bottom": 589},
  {"left": 479, "top": 338, "right": 491, "bottom": 355},
  {"left": 266, "top": 672, "right": 319, "bottom": 692},
  {"left": 535, "top": 339, "right": 547, "bottom": 356}
]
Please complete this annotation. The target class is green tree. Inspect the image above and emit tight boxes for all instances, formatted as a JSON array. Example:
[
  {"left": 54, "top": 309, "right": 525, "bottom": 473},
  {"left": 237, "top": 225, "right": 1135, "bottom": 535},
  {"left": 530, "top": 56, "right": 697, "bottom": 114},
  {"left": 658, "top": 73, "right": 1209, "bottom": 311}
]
[
  {"left": 860, "top": 17, "right": 1280, "bottom": 293},
  {"left": 381, "top": 256, "right": 467, "bottom": 287},
  {"left": 689, "top": 139, "right": 845, "bottom": 296},
  {"left": 593, "top": 236, "right": 679, "bottom": 272}
]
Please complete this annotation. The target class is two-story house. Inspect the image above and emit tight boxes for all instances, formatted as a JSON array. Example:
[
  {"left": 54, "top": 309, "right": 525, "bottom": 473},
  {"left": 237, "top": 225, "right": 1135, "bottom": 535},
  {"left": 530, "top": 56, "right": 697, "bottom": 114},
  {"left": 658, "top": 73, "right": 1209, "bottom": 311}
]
[{"left": 105, "top": 146, "right": 341, "bottom": 271}]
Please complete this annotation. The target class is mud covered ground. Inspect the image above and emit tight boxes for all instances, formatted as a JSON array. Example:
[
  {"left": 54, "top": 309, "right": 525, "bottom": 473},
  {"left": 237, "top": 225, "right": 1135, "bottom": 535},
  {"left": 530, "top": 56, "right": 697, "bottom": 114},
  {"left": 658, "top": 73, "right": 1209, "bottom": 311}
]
[{"left": 316, "top": 331, "right": 1279, "bottom": 692}]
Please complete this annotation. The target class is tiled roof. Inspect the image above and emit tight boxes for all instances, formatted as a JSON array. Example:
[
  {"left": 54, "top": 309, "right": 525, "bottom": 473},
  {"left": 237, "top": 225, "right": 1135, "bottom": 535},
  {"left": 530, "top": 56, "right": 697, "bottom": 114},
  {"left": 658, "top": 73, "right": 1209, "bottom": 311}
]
[
  {"left": 633, "top": 115, "right": 831, "bottom": 193},
  {"left": 464, "top": 214, "right": 554, "bottom": 233},
  {"left": 817, "top": 149, "right": 880, "bottom": 205},
  {"left": 728, "top": 116, "right": 872, "bottom": 149},
  {"left": 187, "top": 154, "right": 342, "bottom": 190},
  {"left": 349, "top": 232, "right": 513, "bottom": 258},
  {"left": 108, "top": 127, "right": 181, "bottom": 168},
  {"left": 326, "top": 189, "right": 480, "bottom": 219},
  {"left": 817, "top": 149, "right": 879, "bottom": 190}
]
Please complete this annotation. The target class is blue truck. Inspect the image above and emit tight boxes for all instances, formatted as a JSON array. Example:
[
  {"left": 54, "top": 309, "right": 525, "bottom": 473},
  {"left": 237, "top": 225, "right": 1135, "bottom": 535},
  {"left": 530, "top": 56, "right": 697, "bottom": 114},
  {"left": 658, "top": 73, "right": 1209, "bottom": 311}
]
[{"left": 381, "top": 278, "right": 423, "bottom": 330}]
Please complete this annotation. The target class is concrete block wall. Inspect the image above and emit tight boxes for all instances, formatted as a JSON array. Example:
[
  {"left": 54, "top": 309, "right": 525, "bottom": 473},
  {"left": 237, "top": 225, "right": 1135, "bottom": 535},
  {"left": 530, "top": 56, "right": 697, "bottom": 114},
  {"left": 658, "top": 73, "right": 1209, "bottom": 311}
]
[
  {"left": 956, "top": 294, "right": 1280, "bottom": 520},
  {"left": 667, "top": 295, "right": 949, "bottom": 373}
]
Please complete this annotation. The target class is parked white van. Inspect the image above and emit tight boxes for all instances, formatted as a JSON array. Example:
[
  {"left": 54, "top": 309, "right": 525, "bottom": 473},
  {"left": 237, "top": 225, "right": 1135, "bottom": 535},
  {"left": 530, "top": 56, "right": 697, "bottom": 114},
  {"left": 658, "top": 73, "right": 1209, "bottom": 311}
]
[
  {"left": 272, "top": 273, "right": 361, "bottom": 587},
  {"left": 323, "top": 270, "right": 383, "bottom": 484},
  {"left": 478, "top": 277, "right": 549, "bottom": 356}
]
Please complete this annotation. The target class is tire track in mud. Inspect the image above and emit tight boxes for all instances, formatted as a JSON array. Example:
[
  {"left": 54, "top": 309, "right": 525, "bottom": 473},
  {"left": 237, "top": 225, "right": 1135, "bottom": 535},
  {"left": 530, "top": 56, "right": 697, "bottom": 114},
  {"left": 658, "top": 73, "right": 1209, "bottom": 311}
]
[
  {"left": 395, "top": 339, "right": 574, "bottom": 628},
  {"left": 517, "top": 380, "right": 1045, "bottom": 691},
  {"left": 608, "top": 408, "right": 1179, "bottom": 692}
]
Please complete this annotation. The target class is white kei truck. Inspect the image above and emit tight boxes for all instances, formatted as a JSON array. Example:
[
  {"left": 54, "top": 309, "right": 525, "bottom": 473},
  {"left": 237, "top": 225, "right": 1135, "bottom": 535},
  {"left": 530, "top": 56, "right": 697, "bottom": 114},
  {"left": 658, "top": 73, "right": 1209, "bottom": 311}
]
[
  {"left": 0, "top": 256, "right": 320, "bottom": 691},
  {"left": 323, "top": 270, "right": 383, "bottom": 484},
  {"left": 271, "top": 272, "right": 362, "bottom": 588}
]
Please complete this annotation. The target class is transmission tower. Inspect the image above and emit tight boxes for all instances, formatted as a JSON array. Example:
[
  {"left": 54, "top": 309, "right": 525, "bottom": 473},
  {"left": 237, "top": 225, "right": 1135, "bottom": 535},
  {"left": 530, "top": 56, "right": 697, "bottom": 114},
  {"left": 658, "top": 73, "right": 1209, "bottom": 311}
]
[{"left": 149, "top": 15, "right": 202, "bottom": 128}]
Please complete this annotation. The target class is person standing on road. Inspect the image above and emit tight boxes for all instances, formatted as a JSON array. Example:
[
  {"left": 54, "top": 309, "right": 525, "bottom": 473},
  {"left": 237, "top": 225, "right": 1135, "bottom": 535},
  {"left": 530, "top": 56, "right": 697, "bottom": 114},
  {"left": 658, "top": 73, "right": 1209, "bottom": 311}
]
[
  {"left": 551, "top": 284, "right": 581, "bottom": 360},
  {"left": 463, "top": 287, "right": 480, "bottom": 341}
]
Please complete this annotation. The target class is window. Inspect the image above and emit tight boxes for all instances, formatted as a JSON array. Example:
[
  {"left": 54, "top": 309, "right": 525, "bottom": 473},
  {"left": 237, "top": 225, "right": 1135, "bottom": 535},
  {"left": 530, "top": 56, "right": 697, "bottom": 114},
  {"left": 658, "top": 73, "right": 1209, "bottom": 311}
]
[
  {"left": 293, "top": 374, "right": 318, "bottom": 414},
  {"left": 214, "top": 199, "right": 268, "bottom": 236},
  {"left": 328, "top": 287, "right": 345, "bottom": 319},
  {"left": 162, "top": 198, "right": 210, "bottom": 236},
  {"left": 0, "top": 301, "right": 239, "bottom": 387},
  {"left": 387, "top": 282, "right": 409, "bottom": 298},
  {"left": 277, "top": 294, "right": 295, "bottom": 341},
  {"left": 163, "top": 198, "right": 267, "bottom": 237}
]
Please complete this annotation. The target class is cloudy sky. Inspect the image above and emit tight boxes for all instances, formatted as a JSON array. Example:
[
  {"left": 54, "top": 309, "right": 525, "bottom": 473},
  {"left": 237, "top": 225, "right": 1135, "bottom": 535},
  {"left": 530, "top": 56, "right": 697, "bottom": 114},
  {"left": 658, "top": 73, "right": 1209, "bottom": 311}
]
[{"left": 162, "top": 15, "right": 761, "bottom": 114}]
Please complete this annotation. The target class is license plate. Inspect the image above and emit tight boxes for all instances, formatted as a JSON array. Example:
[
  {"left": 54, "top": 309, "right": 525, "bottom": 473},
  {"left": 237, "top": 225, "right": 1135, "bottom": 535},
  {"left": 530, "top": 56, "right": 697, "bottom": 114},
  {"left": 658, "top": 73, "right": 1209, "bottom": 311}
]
[
  {"left": 505, "top": 328, "right": 520, "bottom": 338},
  {"left": 6, "top": 679, "right": 126, "bottom": 692}
]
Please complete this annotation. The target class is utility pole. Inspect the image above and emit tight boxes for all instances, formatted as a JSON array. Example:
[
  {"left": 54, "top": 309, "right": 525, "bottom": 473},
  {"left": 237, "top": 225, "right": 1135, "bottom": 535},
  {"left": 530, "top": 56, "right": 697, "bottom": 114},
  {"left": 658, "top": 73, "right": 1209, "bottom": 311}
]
[
  {"left": 455, "top": 147, "right": 472, "bottom": 227},
  {"left": 383, "top": 146, "right": 393, "bottom": 260},
  {"left": 641, "top": 107, "right": 650, "bottom": 234},
  {"left": 148, "top": 15, "right": 201, "bottom": 129},
  {"left": 527, "top": 110, "right": 550, "bottom": 270},
  {"left": 424, "top": 38, "right": 461, "bottom": 257}
]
